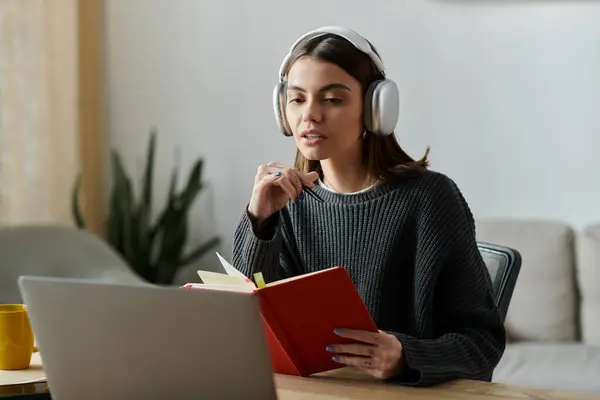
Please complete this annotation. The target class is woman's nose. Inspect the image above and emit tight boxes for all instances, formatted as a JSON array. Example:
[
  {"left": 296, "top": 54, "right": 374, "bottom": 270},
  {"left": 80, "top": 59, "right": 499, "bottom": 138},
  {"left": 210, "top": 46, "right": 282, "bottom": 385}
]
[{"left": 302, "top": 100, "right": 323, "bottom": 122}]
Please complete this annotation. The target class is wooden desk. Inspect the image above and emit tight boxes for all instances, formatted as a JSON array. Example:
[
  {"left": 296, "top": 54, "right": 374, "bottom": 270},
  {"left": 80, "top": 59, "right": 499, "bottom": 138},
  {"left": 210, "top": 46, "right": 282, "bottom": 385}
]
[
  {"left": 2, "top": 353, "right": 599, "bottom": 399},
  {"left": 0, "top": 354, "right": 45, "bottom": 387},
  {"left": 275, "top": 367, "right": 600, "bottom": 399}
]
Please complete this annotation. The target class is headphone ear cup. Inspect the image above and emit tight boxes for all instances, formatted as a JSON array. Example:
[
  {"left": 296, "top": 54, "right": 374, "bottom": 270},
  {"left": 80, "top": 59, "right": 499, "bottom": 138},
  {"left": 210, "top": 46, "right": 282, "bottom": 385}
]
[
  {"left": 273, "top": 83, "right": 292, "bottom": 136},
  {"left": 363, "top": 79, "right": 400, "bottom": 137}
]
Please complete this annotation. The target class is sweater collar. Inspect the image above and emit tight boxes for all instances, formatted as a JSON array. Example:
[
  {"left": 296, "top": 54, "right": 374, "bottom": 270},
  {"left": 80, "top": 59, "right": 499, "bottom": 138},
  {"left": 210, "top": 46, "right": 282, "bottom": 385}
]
[{"left": 310, "top": 179, "right": 398, "bottom": 204}]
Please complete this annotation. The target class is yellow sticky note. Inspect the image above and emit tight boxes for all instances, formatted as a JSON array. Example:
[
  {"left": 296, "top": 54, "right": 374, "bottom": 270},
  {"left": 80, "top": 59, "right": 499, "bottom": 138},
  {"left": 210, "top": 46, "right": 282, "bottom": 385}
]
[{"left": 253, "top": 272, "right": 266, "bottom": 288}]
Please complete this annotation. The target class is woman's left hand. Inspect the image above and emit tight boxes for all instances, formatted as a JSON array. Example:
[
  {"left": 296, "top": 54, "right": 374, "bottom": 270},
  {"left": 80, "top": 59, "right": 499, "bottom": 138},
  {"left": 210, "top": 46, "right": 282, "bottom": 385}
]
[{"left": 327, "top": 328, "right": 406, "bottom": 379}]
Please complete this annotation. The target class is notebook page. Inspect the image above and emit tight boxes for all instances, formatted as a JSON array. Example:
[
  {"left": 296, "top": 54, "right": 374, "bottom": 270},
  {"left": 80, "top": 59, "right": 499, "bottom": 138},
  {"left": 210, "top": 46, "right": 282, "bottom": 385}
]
[
  {"left": 197, "top": 270, "right": 249, "bottom": 286},
  {"left": 216, "top": 252, "right": 251, "bottom": 281},
  {"left": 181, "top": 283, "right": 255, "bottom": 293}
]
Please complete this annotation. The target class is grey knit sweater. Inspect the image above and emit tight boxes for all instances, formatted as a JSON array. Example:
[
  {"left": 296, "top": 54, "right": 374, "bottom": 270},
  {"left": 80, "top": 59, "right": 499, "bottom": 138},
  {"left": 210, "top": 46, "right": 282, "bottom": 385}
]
[{"left": 232, "top": 170, "right": 506, "bottom": 386}]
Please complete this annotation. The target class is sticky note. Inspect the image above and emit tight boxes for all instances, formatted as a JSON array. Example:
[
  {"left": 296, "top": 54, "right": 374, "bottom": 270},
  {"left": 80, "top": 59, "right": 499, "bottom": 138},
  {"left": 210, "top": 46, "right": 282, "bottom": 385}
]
[{"left": 253, "top": 272, "right": 266, "bottom": 288}]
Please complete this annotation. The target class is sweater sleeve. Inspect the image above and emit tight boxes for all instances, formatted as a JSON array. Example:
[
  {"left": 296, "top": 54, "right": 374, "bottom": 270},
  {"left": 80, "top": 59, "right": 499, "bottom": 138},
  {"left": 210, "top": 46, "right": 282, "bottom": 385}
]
[
  {"left": 389, "top": 174, "right": 506, "bottom": 386},
  {"left": 231, "top": 205, "right": 302, "bottom": 283}
]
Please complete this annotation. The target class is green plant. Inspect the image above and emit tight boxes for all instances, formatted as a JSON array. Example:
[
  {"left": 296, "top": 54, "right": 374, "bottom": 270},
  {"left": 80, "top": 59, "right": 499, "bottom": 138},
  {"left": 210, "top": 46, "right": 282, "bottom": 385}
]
[{"left": 72, "top": 129, "right": 220, "bottom": 284}]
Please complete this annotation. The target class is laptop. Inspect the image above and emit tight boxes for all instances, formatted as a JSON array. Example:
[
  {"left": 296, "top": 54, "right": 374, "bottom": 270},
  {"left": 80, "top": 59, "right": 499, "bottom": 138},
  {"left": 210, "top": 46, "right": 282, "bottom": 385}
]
[{"left": 18, "top": 276, "right": 278, "bottom": 400}]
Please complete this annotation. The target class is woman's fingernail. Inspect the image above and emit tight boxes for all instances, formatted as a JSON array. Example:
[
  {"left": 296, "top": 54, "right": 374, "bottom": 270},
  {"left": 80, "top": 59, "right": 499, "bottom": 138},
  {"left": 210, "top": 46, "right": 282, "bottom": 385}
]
[
  {"left": 333, "top": 328, "right": 341, "bottom": 335},
  {"left": 325, "top": 346, "right": 333, "bottom": 352},
  {"left": 332, "top": 355, "right": 340, "bottom": 362},
  {"left": 274, "top": 172, "right": 281, "bottom": 176}
]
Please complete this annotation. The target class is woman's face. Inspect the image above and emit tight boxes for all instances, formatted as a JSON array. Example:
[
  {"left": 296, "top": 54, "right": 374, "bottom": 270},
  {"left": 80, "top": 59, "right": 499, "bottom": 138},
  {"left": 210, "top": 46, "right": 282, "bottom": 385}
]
[{"left": 285, "top": 57, "right": 364, "bottom": 161}]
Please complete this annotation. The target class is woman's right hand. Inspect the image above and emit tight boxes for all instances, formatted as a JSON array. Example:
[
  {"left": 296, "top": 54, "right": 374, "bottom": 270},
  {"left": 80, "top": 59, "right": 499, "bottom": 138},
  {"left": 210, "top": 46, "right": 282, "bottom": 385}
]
[{"left": 248, "top": 162, "right": 320, "bottom": 224}]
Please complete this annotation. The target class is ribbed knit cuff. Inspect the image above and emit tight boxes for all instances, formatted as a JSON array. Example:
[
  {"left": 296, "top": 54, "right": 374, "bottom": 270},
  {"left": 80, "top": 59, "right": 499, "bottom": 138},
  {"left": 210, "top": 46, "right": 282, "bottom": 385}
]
[
  {"left": 386, "top": 332, "right": 424, "bottom": 385},
  {"left": 388, "top": 332, "right": 454, "bottom": 386},
  {"left": 246, "top": 208, "right": 279, "bottom": 241},
  {"left": 389, "top": 331, "right": 496, "bottom": 386},
  {"left": 235, "top": 208, "right": 283, "bottom": 283}
]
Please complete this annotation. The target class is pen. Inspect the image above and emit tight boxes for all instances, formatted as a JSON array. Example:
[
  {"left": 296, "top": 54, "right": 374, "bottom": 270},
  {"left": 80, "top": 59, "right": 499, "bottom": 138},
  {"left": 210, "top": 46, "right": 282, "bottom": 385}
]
[
  {"left": 273, "top": 172, "right": 324, "bottom": 203},
  {"left": 303, "top": 185, "right": 324, "bottom": 203}
]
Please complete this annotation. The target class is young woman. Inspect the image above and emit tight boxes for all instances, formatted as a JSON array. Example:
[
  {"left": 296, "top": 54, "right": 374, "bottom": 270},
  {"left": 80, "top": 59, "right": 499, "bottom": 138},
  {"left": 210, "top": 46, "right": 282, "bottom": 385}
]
[{"left": 232, "top": 26, "right": 505, "bottom": 386}]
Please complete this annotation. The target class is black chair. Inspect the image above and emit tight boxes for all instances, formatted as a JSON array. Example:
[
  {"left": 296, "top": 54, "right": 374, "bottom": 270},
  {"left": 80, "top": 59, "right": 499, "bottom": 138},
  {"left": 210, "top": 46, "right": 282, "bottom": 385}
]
[{"left": 477, "top": 242, "right": 522, "bottom": 323}]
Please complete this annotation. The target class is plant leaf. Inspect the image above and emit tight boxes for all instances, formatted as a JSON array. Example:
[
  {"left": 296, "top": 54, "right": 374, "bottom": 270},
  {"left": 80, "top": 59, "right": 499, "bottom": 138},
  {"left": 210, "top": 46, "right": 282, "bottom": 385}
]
[
  {"left": 135, "top": 202, "right": 151, "bottom": 270},
  {"left": 168, "top": 146, "right": 180, "bottom": 204},
  {"left": 155, "top": 207, "right": 187, "bottom": 267},
  {"left": 71, "top": 173, "right": 86, "bottom": 229},
  {"left": 110, "top": 150, "right": 135, "bottom": 267},
  {"left": 149, "top": 162, "right": 178, "bottom": 251},
  {"left": 178, "top": 158, "right": 203, "bottom": 210},
  {"left": 142, "top": 129, "right": 156, "bottom": 211},
  {"left": 106, "top": 184, "right": 122, "bottom": 253},
  {"left": 135, "top": 130, "right": 156, "bottom": 273}
]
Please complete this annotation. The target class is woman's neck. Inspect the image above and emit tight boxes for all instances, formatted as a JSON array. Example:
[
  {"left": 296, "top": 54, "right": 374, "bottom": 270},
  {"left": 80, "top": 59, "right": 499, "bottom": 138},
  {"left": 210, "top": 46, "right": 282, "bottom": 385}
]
[{"left": 320, "top": 157, "right": 376, "bottom": 194}]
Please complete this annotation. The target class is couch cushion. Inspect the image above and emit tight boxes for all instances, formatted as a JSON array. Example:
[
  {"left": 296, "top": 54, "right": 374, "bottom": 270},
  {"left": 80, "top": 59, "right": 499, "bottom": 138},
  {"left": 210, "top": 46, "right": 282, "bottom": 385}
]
[
  {"left": 493, "top": 342, "right": 600, "bottom": 395},
  {"left": 476, "top": 219, "right": 578, "bottom": 341},
  {"left": 576, "top": 224, "right": 600, "bottom": 346}
]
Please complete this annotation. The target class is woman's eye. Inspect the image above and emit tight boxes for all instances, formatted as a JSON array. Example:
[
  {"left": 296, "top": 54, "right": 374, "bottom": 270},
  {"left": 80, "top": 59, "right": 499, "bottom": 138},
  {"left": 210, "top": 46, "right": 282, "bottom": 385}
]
[{"left": 287, "top": 97, "right": 343, "bottom": 104}]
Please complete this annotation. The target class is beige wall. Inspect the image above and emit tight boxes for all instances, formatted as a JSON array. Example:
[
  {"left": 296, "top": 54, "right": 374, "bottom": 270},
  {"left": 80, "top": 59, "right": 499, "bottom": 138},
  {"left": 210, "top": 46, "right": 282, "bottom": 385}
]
[{"left": 0, "top": 0, "right": 107, "bottom": 234}]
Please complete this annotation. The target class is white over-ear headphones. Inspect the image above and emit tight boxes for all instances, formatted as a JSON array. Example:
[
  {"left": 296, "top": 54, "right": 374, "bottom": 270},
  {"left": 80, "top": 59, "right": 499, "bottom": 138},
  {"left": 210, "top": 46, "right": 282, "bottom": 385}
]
[{"left": 273, "top": 26, "right": 400, "bottom": 138}]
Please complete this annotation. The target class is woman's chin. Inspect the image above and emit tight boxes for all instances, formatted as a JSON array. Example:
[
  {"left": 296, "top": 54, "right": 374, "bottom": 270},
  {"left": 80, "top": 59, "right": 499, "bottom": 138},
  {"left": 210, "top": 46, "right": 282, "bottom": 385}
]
[{"left": 298, "top": 147, "right": 330, "bottom": 161}]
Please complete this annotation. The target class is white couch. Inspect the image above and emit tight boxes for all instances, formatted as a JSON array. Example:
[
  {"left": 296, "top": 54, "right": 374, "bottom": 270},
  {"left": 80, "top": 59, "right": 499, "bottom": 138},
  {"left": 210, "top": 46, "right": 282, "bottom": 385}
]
[{"left": 477, "top": 219, "right": 600, "bottom": 395}]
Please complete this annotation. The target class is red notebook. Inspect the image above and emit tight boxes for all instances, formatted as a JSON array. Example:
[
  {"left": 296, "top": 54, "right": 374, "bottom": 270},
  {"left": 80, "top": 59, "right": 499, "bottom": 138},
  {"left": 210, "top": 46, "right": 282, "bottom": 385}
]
[{"left": 180, "top": 253, "right": 378, "bottom": 377}]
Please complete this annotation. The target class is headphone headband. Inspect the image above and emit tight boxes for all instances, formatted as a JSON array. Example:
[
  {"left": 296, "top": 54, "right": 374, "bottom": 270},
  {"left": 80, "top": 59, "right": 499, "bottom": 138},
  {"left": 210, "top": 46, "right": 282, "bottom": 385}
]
[{"left": 278, "top": 26, "right": 386, "bottom": 80}]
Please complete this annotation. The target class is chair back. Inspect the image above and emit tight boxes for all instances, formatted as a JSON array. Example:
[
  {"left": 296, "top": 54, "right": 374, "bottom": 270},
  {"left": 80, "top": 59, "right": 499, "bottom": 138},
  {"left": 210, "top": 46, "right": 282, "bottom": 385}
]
[
  {"left": 0, "top": 225, "right": 145, "bottom": 303},
  {"left": 478, "top": 241, "right": 522, "bottom": 323}
]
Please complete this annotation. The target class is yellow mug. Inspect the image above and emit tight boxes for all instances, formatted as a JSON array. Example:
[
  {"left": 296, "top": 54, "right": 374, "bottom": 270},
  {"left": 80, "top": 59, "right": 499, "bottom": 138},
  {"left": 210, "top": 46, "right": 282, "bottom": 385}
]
[{"left": 0, "top": 304, "right": 39, "bottom": 370}]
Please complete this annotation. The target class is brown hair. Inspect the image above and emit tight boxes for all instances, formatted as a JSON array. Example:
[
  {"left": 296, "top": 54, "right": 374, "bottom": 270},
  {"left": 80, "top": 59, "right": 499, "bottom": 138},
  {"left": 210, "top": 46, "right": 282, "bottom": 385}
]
[{"left": 286, "top": 33, "right": 430, "bottom": 182}]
